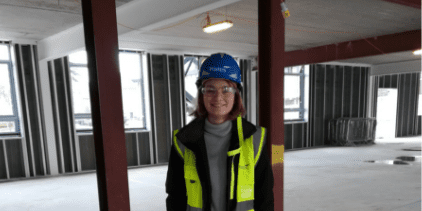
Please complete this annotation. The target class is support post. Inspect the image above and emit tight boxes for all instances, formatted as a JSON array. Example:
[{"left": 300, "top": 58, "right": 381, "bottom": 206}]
[
  {"left": 258, "top": 0, "right": 285, "bottom": 210},
  {"left": 81, "top": 0, "right": 130, "bottom": 210}
]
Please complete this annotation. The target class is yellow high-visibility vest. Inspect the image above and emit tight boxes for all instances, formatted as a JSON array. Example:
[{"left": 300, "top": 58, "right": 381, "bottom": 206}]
[{"left": 172, "top": 115, "right": 266, "bottom": 211}]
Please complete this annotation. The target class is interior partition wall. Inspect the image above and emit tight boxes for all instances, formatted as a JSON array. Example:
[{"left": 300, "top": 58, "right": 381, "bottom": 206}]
[
  {"left": 147, "top": 54, "right": 184, "bottom": 164},
  {"left": 372, "top": 72, "right": 421, "bottom": 137},
  {"left": 1, "top": 44, "right": 48, "bottom": 181},
  {"left": 307, "top": 64, "right": 370, "bottom": 147},
  {"left": 47, "top": 53, "right": 154, "bottom": 174}
]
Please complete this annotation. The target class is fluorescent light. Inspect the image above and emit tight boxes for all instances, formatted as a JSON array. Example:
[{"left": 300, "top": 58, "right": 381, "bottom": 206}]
[
  {"left": 413, "top": 49, "right": 422, "bottom": 55},
  {"left": 203, "top": 20, "right": 233, "bottom": 33}
]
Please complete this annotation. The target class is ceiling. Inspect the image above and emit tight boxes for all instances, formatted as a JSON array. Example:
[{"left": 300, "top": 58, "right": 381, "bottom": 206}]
[
  {"left": 0, "top": 0, "right": 132, "bottom": 40},
  {"left": 0, "top": 0, "right": 420, "bottom": 64}
]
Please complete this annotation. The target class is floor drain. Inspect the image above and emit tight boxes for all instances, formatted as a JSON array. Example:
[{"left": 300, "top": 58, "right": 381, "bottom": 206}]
[{"left": 364, "top": 160, "right": 410, "bottom": 165}]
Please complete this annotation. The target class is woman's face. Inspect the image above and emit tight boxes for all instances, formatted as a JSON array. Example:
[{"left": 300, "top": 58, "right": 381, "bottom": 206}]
[{"left": 203, "top": 79, "right": 236, "bottom": 122}]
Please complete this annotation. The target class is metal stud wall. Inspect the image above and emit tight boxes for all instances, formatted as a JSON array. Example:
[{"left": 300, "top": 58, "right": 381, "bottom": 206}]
[
  {"left": 371, "top": 72, "right": 421, "bottom": 137},
  {"left": 47, "top": 54, "right": 155, "bottom": 174},
  {"left": 305, "top": 64, "right": 370, "bottom": 148},
  {"left": 147, "top": 53, "right": 184, "bottom": 164},
  {"left": 0, "top": 44, "right": 48, "bottom": 181}
]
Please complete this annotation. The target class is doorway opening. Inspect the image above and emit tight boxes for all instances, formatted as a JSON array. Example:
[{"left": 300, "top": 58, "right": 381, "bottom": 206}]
[{"left": 375, "top": 88, "right": 398, "bottom": 141}]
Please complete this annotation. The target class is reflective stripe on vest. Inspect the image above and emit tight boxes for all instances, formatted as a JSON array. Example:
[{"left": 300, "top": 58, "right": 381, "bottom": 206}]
[{"left": 173, "top": 115, "right": 266, "bottom": 211}]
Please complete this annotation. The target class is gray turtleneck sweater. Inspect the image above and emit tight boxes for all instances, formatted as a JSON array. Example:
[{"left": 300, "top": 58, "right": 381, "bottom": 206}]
[{"left": 204, "top": 118, "right": 233, "bottom": 211}]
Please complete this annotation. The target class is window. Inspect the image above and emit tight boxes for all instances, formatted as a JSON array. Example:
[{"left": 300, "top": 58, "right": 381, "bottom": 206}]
[
  {"left": 68, "top": 50, "right": 147, "bottom": 131},
  {"left": 0, "top": 43, "right": 20, "bottom": 135},
  {"left": 284, "top": 65, "right": 307, "bottom": 121},
  {"left": 184, "top": 55, "right": 208, "bottom": 125}
]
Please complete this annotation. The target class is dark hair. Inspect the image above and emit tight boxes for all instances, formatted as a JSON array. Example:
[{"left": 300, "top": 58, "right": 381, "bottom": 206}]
[{"left": 189, "top": 80, "right": 247, "bottom": 121}]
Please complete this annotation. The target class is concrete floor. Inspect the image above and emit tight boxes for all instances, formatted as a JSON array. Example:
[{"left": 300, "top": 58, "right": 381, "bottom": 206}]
[{"left": 0, "top": 136, "right": 420, "bottom": 211}]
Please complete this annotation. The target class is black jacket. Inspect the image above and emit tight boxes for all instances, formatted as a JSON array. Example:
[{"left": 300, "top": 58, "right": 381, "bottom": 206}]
[{"left": 165, "top": 117, "right": 274, "bottom": 211}]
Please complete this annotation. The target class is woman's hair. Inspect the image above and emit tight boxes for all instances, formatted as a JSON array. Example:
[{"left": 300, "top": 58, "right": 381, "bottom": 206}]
[{"left": 189, "top": 80, "right": 247, "bottom": 121}]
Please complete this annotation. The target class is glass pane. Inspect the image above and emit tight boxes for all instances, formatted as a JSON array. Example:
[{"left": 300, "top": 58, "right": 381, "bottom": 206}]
[
  {"left": 0, "top": 121, "right": 15, "bottom": 133},
  {"left": 285, "top": 65, "right": 302, "bottom": 74},
  {"left": 284, "top": 75, "right": 300, "bottom": 109},
  {"left": 284, "top": 112, "right": 300, "bottom": 120},
  {"left": 0, "top": 45, "right": 9, "bottom": 60},
  {"left": 184, "top": 57, "right": 199, "bottom": 125},
  {"left": 69, "top": 51, "right": 88, "bottom": 65},
  {"left": 74, "top": 118, "right": 92, "bottom": 130},
  {"left": 70, "top": 66, "right": 92, "bottom": 115},
  {"left": 0, "top": 64, "right": 14, "bottom": 116},
  {"left": 292, "top": 65, "right": 302, "bottom": 73},
  {"left": 119, "top": 52, "right": 144, "bottom": 129}
]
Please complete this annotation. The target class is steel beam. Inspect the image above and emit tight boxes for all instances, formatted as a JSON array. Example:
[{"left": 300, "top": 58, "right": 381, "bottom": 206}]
[
  {"left": 258, "top": 0, "right": 284, "bottom": 210},
  {"left": 81, "top": 0, "right": 130, "bottom": 210},
  {"left": 285, "top": 30, "right": 421, "bottom": 67},
  {"left": 381, "top": 0, "right": 421, "bottom": 9}
]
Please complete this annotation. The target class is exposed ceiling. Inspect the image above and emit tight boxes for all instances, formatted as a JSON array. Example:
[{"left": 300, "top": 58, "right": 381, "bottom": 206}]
[
  {"left": 0, "top": 0, "right": 420, "bottom": 65},
  {"left": 0, "top": 0, "right": 132, "bottom": 40}
]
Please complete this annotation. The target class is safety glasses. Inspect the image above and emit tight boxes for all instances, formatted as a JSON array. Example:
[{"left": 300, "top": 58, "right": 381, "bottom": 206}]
[{"left": 201, "top": 86, "right": 236, "bottom": 97}]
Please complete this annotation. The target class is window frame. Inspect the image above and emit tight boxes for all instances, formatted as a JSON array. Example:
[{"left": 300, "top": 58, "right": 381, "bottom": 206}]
[
  {"left": 0, "top": 43, "right": 20, "bottom": 136},
  {"left": 68, "top": 50, "right": 148, "bottom": 132},
  {"left": 284, "top": 65, "right": 306, "bottom": 122}
]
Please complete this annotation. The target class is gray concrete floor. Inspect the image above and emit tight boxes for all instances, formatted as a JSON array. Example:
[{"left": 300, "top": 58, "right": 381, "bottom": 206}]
[{"left": 0, "top": 136, "right": 420, "bottom": 211}]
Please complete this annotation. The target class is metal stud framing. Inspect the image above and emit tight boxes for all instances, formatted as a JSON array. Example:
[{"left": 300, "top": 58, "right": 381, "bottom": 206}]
[
  {"left": 350, "top": 68, "right": 354, "bottom": 118},
  {"left": 144, "top": 53, "right": 155, "bottom": 165},
  {"left": 166, "top": 55, "right": 173, "bottom": 160},
  {"left": 17, "top": 44, "right": 33, "bottom": 178},
  {"left": 313, "top": 65, "right": 317, "bottom": 146},
  {"left": 2, "top": 140, "right": 10, "bottom": 179},
  {"left": 49, "top": 61, "right": 66, "bottom": 174},
  {"left": 178, "top": 55, "right": 184, "bottom": 128},
  {"left": 64, "top": 57, "right": 81, "bottom": 172},
  {"left": 395, "top": 74, "right": 400, "bottom": 137},
  {"left": 341, "top": 66, "right": 345, "bottom": 118},
  {"left": 148, "top": 54, "right": 158, "bottom": 164},
  {"left": 332, "top": 67, "right": 336, "bottom": 118},
  {"left": 60, "top": 57, "right": 75, "bottom": 173},
  {"left": 358, "top": 67, "right": 362, "bottom": 117},
  {"left": 30, "top": 45, "right": 47, "bottom": 176}
]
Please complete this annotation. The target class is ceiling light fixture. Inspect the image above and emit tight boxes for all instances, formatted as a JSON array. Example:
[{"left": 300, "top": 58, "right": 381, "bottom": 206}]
[
  {"left": 413, "top": 49, "right": 422, "bottom": 55},
  {"left": 203, "top": 11, "right": 233, "bottom": 34}
]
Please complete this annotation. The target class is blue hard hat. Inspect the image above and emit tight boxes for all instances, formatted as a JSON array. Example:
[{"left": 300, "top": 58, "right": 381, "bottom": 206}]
[{"left": 195, "top": 53, "right": 243, "bottom": 93}]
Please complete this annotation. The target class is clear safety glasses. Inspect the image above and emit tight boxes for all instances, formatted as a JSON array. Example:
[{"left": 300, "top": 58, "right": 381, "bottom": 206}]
[{"left": 201, "top": 86, "right": 237, "bottom": 97}]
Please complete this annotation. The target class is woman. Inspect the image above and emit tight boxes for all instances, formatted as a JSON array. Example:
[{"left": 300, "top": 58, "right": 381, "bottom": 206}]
[{"left": 166, "top": 53, "right": 274, "bottom": 211}]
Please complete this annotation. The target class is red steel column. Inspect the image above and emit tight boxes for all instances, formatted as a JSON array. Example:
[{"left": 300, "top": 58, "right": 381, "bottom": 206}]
[
  {"left": 258, "top": 0, "right": 285, "bottom": 210},
  {"left": 81, "top": 0, "right": 130, "bottom": 210}
]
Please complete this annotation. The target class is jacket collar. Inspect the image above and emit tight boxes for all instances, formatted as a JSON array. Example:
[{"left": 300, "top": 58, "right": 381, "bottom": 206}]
[{"left": 175, "top": 116, "right": 257, "bottom": 152}]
